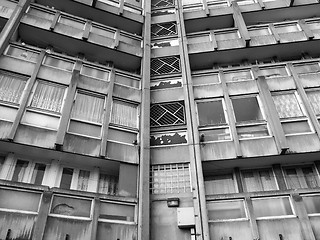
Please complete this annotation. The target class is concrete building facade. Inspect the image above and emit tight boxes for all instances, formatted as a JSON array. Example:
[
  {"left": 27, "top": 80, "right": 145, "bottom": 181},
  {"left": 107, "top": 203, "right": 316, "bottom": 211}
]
[{"left": 0, "top": 0, "right": 320, "bottom": 239}]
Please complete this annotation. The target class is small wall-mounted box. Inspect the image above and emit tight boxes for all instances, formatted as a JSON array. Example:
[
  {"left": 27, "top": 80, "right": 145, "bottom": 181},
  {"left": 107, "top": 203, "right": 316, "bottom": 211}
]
[{"left": 177, "top": 207, "right": 195, "bottom": 229}]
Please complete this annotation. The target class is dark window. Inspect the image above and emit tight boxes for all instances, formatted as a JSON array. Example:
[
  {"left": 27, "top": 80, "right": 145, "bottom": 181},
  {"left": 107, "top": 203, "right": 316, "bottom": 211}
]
[
  {"left": 31, "top": 163, "right": 46, "bottom": 185},
  {"left": 232, "top": 97, "right": 263, "bottom": 122},
  {"left": 60, "top": 168, "right": 73, "bottom": 189},
  {"left": 198, "top": 100, "right": 225, "bottom": 126},
  {"left": 12, "top": 160, "right": 28, "bottom": 182}
]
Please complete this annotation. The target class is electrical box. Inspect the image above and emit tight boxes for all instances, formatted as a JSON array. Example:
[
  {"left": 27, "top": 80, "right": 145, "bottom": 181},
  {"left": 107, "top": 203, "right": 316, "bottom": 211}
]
[{"left": 177, "top": 207, "right": 195, "bottom": 229}]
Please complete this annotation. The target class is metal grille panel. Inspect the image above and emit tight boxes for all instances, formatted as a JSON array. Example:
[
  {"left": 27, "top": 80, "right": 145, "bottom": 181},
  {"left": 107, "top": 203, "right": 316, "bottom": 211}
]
[
  {"left": 151, "top": 56, "right": 181, "bottom": 75},
  {"left": 150, "top": 102, "right": 185, "bottom": 126},
  {"left": 150, "top": 164, "right": 191, "bottom": 194},
  {"left": 152, "top": 0, "right": 175, "bottom": 8},
  {"left": 151, "top": 22, "right": 177, "bottom": 37}
]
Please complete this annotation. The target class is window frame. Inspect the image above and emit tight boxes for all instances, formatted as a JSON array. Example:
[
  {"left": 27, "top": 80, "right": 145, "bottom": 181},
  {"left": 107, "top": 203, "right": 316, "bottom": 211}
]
[
  {"left": 231, "top": 94, "right": 271, "bottom": 140},
  {"left": 67, "top": 90, "right": 106, "bottom": 139},
  {"left": 251, "top": 196, "right": 296, "bottom": 220},
  {"left": 272, "top": 90, "right": 314, "bottom": 136},
  {"left": 206, "top": 199, "right": 248, "bottom": 222},
  {"left": 301, "top": 194, "right": 320, "bottom": 217},
  {"left": 241, "top": 168, "right": 278, "bottom": 192},
  {"left": 204, "top": 171, "right": 238, "bottom": 195},
  {"left": 98, "top": 200, "right": 136, "bottom": 225},
  {"left": 282, "top": 164, "right": 320, "bottom": 190},
  {"left": 48, "top": 194, "right": 93, "bottom": 220}
]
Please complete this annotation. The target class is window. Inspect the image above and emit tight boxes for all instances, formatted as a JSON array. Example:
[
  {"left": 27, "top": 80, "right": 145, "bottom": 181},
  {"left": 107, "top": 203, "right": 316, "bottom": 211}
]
[
  {"left": 260, "top": 66, "right": 289, "bottom": 79},
  {"left": 68, "top": 91, "right": 105, "bottom": 138},
  {"left": 231, "top": 95, "right": 269, "bottom": 139},
  {"left": 0, "top": 71, "right": 27, "bottom": 105},
  {"left": 59, "top": 168, "right": 73, "bottom": 190},
  {"left": 151, "top": 22, "right": 177, "bottom": 37},
  {"left": 207, "top": 200, "right": 247, "bottom": 221},
  {"left": 31, "top": 163, "right": 46, "bottom": 185},
  {"left": 204, "top": 173, "right": 236, "bottom": 195},
  {"left": 80, "top": 65, "right": 110, "bottom": 81},
  {"left": 192, "top": 73, "right": 220, "bottom": 86},
  {"left": 302, "top": 195, "right": 320, "bottom": 214},
  {"left": 293, "top": 62, "right": 320, "bottom": 75},
  {"left": 77, "top": 170, "right": 90, "bottom": 191},
  {"left": 11, "top": 160, "right": 29, "bottom": 182},
  {"left": 98, "top": 173, "right": 119, "bottom": 195},
  {"left": 224, "top": 69, "right": 253, "bottom": 82},
  {"left": 99, "top": 202, "right": 135, "bottom": 222},
  {"left": 150, "top": 164, "right": 191, "bottom": 194},
  {"left": 43, "top": 56, "right": 74, "bottom": 71},
  {"left": 50, "top": 195, "right": 92, "bottom": 218},
  {"left": 110, "top": 99, "right": 138, "bottom": 129},
  {"left": 197, "top": 99, "right": 231, "bottom": 142},
  {"left": 272, "top": 92, "right": 312, "bottom": 135},
  {"left": 5, "top": 45, "right": 39, "bottom": 62},
  {"left": 242, "top": 169, "right": 277, "bottom": 192},
  {"left": 283, "top": 166, "right": 320, "bottom": 189},
  {"left": 151, "top": 0, "right": 175, "bottom": 8},
  {"left": 0, "top": 188, "right": 41, "bottom": 212},
  {"left": 151, "top": 56, "right": 181, "bottom": 75},
  {"left": 306, "top": 90, "right": 320, "bottom": 124},
  {"left": 150, "top": 101, "right": 185, "bottom": 127},
  {"left": 252, "top": 197, "right": 293, "bottom": 218},
  {"left": 29, "top": 81, "right": 66, "bottom": 113}
]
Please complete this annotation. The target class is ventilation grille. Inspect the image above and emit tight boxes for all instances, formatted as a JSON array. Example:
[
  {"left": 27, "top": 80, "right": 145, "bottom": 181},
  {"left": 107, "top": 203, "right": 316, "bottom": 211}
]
[
  {"left": 150, "top": 102, "right": 185, "bottom": 127},
  {"left": 151, "top": 56, "right": 181, "bottom": 75},
  {"left": 151, "top": 0, "right": 175, "bottom": 9},
  {"left": 151, "top": 22, "right": 177, "bottom": 37},
  {"left": 150, "top": 164, "right": 191, "bottom": 194}
]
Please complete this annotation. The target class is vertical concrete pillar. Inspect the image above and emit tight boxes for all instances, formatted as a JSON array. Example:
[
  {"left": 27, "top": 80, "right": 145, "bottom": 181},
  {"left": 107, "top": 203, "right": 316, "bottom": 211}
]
[
  {"left": 32, "top": 190, "right": 53, "bottom": 240},
  {"left": 0, "top": 0, "right": 31, "bottom": 55}
]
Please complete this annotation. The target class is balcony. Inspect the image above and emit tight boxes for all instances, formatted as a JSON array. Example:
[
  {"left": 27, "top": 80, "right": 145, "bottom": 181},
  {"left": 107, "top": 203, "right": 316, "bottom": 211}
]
[{"left": 34, "top": 0, "right": 143, "bottom": 35}]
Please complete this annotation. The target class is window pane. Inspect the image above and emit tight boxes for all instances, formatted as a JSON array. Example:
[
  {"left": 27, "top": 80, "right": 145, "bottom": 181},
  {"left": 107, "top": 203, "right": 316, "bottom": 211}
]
[
  {"left": 192, "top": 74, "right": 220, "bottom": 85},
  {"left": 81, "top": 65, "right": 110, "bottom": 81},
  {"left": 60, "top": 168, "right": 73, "bottom": 190},
  {"left": 224, "top": 70, "right": 253, "bottom": 82},
  {"left": 0, "top": 188, "right": 41, "bottom": 212},
  {"left": 260, "top": 66, "right": 288, "bottom": 78},
  {"left": 207, "top": 200, "right": 246, "bottom": 220},
  {"left": 281, "top": 121, "right": 311, "bottom": 135},
  {"left": 252, "top": 197, "right": 293, "bottom": 218},
  {"left": 197, "top": 100, "right": 226, "bottom": 126},
  {"left": 99, "top": 202, "right": 134, "bottom": 221},
  {"left": 242, "top": 169, "right": 277, "bottom": 192},
  {"left": 6, "top": 46, "right": 39, "bottom": 62},
  {"left": 71, "top": 92, "right": 104, "bottom": 123},
  {"left": 30, "top": 82, "right": 65, "bottom": 113},
  {"left": 307, "top": 91, "right": 320, "bottom": 116},
  {"left": 200, "top": 128, "right": 231, "bottom": 142},
  {"left": 302, "top": 167, "right": 319, "bottom": 188},
  {"left": 111, "top": 100, "right": 138, "bottom": 128},
  {"left": 31, "top": 163, "right": 46, "bottom": 185},
  {"left": 43, "top": 56, "right": 74, "bottom": 71},
  {"left": 237, "top": 124, "right": 269, "bottom": 138},
  {"left": 50, "top": 196, "right": 91, "bottom": 217},
  {"left": 0, "top": 72, "right": 26, "bottom": 104},
  {"left": 68, "top": 120, "right": 102, "bottom": 138},
  {"left": 150, "top": 164, "right": 191, "bottom": 194},
  {"left": 303, "top": 195, "right": 320, "bottom": 214},
  {"left": 294, "top": 63, "right": 320, "bottom": 74},
  {"left": 98, "top": 174, "right": 119, "bottom": 195},
  {"left": 12, "top": 160, "right": 28, "bottom": 182},
  {"left": 272, "top": 93, "right": 304, "bottom": 118},
  {"left": 204, "top": 174, "right": 236, "bottom": 195},
  {"left": 77, "top": 170, "right": 90, "bottom": 191},
  {"left": 284, "top": 168, "right": 302, "bottom": 189},
  {"left": 150, "top": 102, "right": 184, "bottom": 127},
  {"left": 232, "top": 97, "right": 263, "bottom": 122}
]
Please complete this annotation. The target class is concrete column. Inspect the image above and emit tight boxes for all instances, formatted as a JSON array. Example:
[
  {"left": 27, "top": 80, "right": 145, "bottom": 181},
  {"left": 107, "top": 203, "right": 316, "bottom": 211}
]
[
  {"left": 32, "top": 190, "right": 53, "bottom": 240},
  {"left": 0, "top": 0, "right": 31, "bottom": 55}
]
